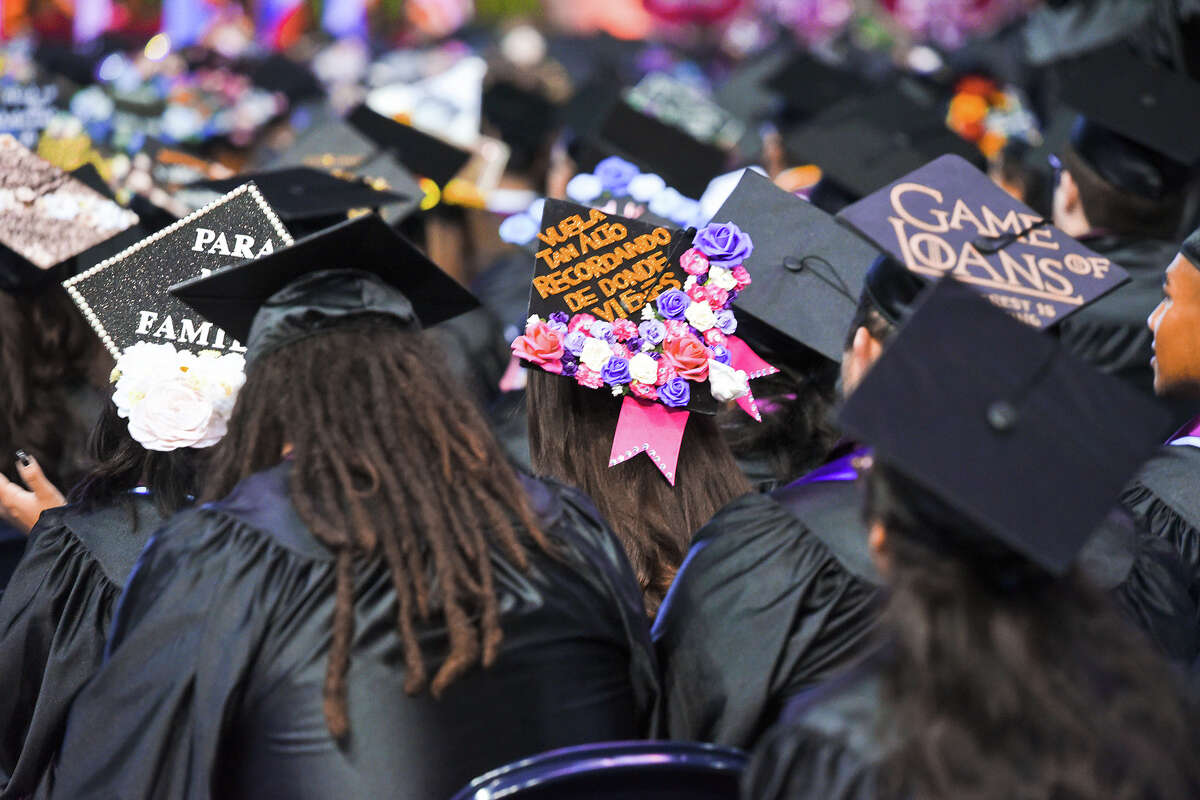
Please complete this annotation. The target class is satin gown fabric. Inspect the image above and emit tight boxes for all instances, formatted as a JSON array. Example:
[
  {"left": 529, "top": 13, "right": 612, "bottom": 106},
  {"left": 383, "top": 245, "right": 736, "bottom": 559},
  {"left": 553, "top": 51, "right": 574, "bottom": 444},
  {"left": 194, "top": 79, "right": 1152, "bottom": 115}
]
[
  {"left": 0, "top": 495, "right": 166, "bottom": 799},
  {"left": 50, "top": 463, "right": 659, "bottom": 800}
]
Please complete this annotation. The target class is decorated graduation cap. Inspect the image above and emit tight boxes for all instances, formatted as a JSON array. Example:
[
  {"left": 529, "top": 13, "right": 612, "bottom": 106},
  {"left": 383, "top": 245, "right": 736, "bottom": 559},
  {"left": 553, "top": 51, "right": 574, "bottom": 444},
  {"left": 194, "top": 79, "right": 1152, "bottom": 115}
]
[
  {"left": 0, "top": 135, "right": 139, "bottom": 292},
  {"left": 784, "top": 89, "right": 984, "bottom": 200},
  {"left": 1053, "top": 43, "right": 1200, "bottom": 199},
  {"left": 512, "top": 198, "right": 776, "bottom": 484},
  {"left": 169, "top": 213, "right": 479, "bottom": 364},
  {"left": 838, "top": 154, "right": 1129, "bottom": 329},
  {"left": 63, "top": 183, "right": 293, "bottom": 358},
  {"left": 840, "top": 277, "right": 1170, "bottom": 574},
  {"left": 185, "top": 166, "right": 410, "bottom": 237},
  {"left": 346, "top": 103, "right": 472, "bottom": 188},
  {"left": 713, "top": 171, "right": 882, "bottom": 363},
  {"left": 267, "top": 117, "right": 424, "bottom": 224},
  {"left": 577, "top": 101, "right": 727, "bottom": 199}
]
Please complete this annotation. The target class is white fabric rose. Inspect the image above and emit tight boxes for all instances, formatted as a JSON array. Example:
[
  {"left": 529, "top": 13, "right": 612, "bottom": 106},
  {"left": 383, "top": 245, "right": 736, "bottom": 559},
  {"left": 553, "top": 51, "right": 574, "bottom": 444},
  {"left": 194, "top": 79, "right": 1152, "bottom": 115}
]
[
  {"left": 127, "top": 380, "right": 223, "bottom": 451},
  {"left": 707, "top": 265, "right": 739, "bottom": 291},
  {"left": 566, "top": 173, "right": 603, "bottom": 204},
  {"left": 627, "top": 172, "right": 666, "bottom": 203},
  {"left": 684, "top": 300, "right": 718, "bottom": 332},
  {"left": 708, "top": 359, "right": 749, "bottom": 402},
  {"left": 628, "top": 352, "right": 658, "bottom": 384},
  {"left": 580, "top": 337, "right": 614, "bottom": 371}
]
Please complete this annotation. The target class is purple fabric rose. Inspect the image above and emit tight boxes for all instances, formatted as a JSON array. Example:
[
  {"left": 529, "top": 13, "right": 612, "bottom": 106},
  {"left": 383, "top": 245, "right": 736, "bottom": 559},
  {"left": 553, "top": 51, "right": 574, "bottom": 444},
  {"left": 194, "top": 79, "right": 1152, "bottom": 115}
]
[
  {"left": 593, "top": 156, "right": 640, "bottom": 195},
  {"left": 549, "top": 311, "right": 569, "bottom": 325},
  {"left": 710, "top": 344, "right": 731, "bottom": 365},
  {"left": 656, "top": 289, "right": 690, "bottom": 320},
  {"left": 602, "top": 357, "right": 632, "bottom": 385},
  {"left": 547, "top": 320, "right": 568, "bottom": 335},
  {"left": 589, "top": 320, "right": 615, "bottom": 340},
  {"left": 561, "top": 357, "right": 578, "bottom": 377},
  {"left": 626, "top": 336, "right": 644, "bottom": 353},
  {"left": 638, "top": 319, "right": 667, "bottom": 345},
  {"left": 563, "top": 331, "right": 588, "bottom": 357},
  {"left": 693, "top": 222, "right": 753, "bottom": 266},
  {"left": 658, "top": 376, "right": 691, "bottom": 408},
  {"left": 715, "top": 309, "right": 738, "bottom": 335}
]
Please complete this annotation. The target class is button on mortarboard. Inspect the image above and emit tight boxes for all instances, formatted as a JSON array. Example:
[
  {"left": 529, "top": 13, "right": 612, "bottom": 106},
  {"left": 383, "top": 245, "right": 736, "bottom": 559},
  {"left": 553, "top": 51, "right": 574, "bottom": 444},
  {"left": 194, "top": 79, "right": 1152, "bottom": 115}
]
[
  {"left": 710, "top": 170, "right": 881, "bottom": 362},
  {"left": 839, "top": 277, "right": 1171, "bottom": 574}
]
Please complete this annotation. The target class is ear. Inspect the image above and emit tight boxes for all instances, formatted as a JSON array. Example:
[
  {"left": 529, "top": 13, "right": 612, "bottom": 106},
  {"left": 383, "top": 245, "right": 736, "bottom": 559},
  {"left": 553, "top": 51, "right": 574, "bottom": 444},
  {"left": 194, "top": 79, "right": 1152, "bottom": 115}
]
[
  {"left": 852, "top": 325, "right": 884, "bottom": 372},
  {"left": 1060, "top": 169, "right": 1081, "bottom": 214}
]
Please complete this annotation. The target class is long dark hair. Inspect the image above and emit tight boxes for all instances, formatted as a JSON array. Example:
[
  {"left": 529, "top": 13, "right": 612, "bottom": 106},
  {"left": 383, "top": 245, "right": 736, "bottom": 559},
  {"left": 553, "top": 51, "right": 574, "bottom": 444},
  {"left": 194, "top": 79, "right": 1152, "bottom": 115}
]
[
  {"left": 202, "top": 324, "right": 548, "bottom": 738},
  {"left": 0, "top": 287, "right": 110, "bottom": 488},
  {"left": 68, "top": 402, "right": 203, "bottom": 517},
  {"left": 717, "top": 346, "right": 839, "bottom": 487},
  {"left": 527, "top": 368, "right": 751, "bottom": 616},
  {"left": 865, "top": 461, "right": 1200, "bottom": 800}
]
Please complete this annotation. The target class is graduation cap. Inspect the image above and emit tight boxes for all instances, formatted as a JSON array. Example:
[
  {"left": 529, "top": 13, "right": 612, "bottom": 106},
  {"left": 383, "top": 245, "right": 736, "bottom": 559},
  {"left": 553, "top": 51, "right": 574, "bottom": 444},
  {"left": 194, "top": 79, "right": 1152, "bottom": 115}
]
[
  {"left": 711, "top": 171, "right": 881, "bottom": 362},
  {"left": 784, "top": 88, "right": 985, "bottom": 200},
  {"left": 266, "top": 118, "right": 423, "bottom": 224},
  {"left": 346, "top": 104, "right": 471, "bottom": 187},
  {"left": 766, "top": 51, "right": 869, "bottom": 123},
  {"left": 838, "top": 154, "right": 1129, "bottom": 330},
  {"left": 186, "top": 167, "right": 410, "bottom": 237},
  {"left": 247, "top": 53, "right": 324, "bottom": 104},
  {"left": 840, "top": 277, "right": 1170, "bottom": 574},
  {"left": 63, "top": 183, "right": 293, "bottom": 357},
  {"left": 169, "top": 213, "right": 479, "bottom": 363},
  {"left": 0, "top": 135, "right": 139, "bottom": 292},
  {"left": 1053, "top": 43, "right": 1200, "bottom": 198},
  {"left": 482, "top": 81, "right": 560, "bottom": 169},
  {"left": 578, "top": 101, "right": 727, "bottom": 199}
]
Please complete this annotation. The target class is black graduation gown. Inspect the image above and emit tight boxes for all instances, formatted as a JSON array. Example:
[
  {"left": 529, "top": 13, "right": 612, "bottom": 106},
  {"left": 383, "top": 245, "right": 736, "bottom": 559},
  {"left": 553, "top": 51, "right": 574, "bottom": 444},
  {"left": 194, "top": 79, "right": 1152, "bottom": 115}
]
[
  {"left": 656, "top": 451, "right": 1200, "bottom": 752},
  {"left": 0, "top": 494, "right": 165, "bottom": 799},
  {"left": 1123, "top": 442, "right": 1200, "bottom": 599},
  {"left": 1056, "top": 234, "right": 1192, "bottom": 425},
  {"left": 49, "top": 463, "right": 659, "bottom": 800},
  {"left": 651, "top": 469, "right": 883, "bottom": 750}
]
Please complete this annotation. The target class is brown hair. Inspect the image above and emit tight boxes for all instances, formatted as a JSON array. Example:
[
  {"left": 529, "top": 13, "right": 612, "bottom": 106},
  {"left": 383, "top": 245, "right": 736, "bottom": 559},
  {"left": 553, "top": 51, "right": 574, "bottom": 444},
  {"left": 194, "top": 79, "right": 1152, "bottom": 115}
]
[
  {"left": 865, "top": 461, "right": 1200, "bottom": 800},
  {"left": 203, "top": 324, "right": 549, "bottom": 738},
  {"left": 526, "top": 369, "right": 751, "bottom": 616},
  {"left": 1062, "top": 146, "right": 1185, "bottom": 239},
  {"left": 0, "top": 286, "right": 110, "bottom": 488}
]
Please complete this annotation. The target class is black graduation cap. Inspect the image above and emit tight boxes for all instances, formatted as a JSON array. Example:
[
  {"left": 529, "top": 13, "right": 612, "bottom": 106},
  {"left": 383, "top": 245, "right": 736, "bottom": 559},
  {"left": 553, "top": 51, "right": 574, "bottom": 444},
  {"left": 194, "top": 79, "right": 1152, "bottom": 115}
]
[
  {"left": 784, "top": 88, "right": 985, "bottom": 200},
  {"left": 69, "top": 163, "right": 114, "bottom": 199},
  {"left": 1053, "top": 43, "right": 1200, "bottom": 197},
  {"left": 711, "top": 171, "right": 881, "bottom": 362},
  {"left": 0, "top": 136, "right": 140, "bottom": 292},
  {"left": 838, "top": 154, "right": 1129, "bottom": 330},
  {"left": 578, "top": 101, "right": 727, "bottom": 199},
  {"left": 169, "top": 213, "right": 480, "bottom": 362},
  {"left": 63, "top": 183, "right": 293, "bottom": 356},
  {"left": 840, "top": 277, "right": 1170, "bottom": 574},
  {"left": 766, "top": 51, "right": 869, "bottom": 122},
  {"left": 346, "top": 104, "right": 471, "bottom": 187},
  {"left": 482, "top": 81, "right": 560, "bottom": 169},
  {"left": 247, "top": 53, "right": 324, "bottom": 104},
  {"left": 187, "top": 166, "right": 410, "bottom": 236}
]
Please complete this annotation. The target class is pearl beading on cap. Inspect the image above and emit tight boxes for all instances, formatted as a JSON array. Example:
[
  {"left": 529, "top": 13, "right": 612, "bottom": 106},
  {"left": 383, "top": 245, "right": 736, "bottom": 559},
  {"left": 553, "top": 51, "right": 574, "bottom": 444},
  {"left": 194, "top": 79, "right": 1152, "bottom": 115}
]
[
  {"left": 609, "top": 444, "right": 674, "bottom": 482},
  {"left": 62, "top": 183, "right": 294, "bottom": 359}
]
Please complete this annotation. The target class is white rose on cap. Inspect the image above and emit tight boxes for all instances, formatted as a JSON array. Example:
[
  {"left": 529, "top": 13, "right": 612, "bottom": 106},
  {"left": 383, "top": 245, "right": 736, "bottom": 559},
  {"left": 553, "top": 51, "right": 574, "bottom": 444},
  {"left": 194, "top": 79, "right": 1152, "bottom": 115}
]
[{"left": 707, "top": 358, "right": 749, "bottom": 402}]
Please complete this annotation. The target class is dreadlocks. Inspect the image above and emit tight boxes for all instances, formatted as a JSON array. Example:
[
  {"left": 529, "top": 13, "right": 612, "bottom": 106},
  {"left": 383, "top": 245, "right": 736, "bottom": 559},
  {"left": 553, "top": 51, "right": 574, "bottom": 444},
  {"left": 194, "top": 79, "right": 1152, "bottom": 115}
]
[{"left": 202, "top": 324, "right": 549, "bottom": 738}]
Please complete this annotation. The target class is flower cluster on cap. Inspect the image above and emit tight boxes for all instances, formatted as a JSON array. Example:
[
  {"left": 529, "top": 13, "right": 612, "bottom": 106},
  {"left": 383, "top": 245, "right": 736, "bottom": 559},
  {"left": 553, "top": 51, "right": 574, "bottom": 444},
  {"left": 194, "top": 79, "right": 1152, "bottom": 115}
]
[
  {"left": 110, "top": 342, "right": 246, "bottom": 452},
  {"left": 512, "top": 221, "right": 754, "bottom": 409}
]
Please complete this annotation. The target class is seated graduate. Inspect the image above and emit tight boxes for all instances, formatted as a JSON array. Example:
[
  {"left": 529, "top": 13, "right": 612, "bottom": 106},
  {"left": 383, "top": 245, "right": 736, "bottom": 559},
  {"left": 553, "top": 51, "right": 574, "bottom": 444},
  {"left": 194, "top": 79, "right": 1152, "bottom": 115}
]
[
  {"left": 744, "top": 279, "right": 1200, "bottom": 800},
  {"left": 1123, "top": 225, "right": 1200, "bottom": 593},
  {"left": 656, "top": 173, "right": 1200, "bottom": 752},
  {"left": 49, "top": 215, "right": 659, "bottom": 800},
  {"left": 519, "top": 199, "right": 762, "bottom": 616}
]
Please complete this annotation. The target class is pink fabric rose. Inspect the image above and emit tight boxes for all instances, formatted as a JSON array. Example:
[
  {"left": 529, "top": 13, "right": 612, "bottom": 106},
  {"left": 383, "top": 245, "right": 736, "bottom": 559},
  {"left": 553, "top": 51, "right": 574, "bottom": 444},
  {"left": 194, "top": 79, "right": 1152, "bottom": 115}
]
[
  {"left": 704, "top": 329, "right": 727, "bottom": 347},
  {"left": 575, "top": 364, "right": 604, "bottom": 389},
  {"left": 656, "top": 360, "right": 677, "bottom": 386},
  {"left": 731, "top": 265, "right": 751, "bottom": 290},
  {"left": 612, "top": 318, "right": 638, "bottom": 341},
  {"left": 662, "top": 335, "right": 710, "bottom": 382},
  {"left": 664, "top": 319, "right": 691, "bottom": 339},
  {"left": 680, "top": 247, "right": 710, "bottom": 276},
  {"left": 706, "top": 287, "right": 730, "bottom": 308},
  {"left": 512, "top": 322, "right": 564, "bottom": 373},
  {"left": 568, "top": 313, "right": 597, "bottom": 335},
  {"left": 629, "top": 381, "right": 659, "bottom": 400},
  {"left": 687, "top": 284, "right": 709, "bottom": 304}
]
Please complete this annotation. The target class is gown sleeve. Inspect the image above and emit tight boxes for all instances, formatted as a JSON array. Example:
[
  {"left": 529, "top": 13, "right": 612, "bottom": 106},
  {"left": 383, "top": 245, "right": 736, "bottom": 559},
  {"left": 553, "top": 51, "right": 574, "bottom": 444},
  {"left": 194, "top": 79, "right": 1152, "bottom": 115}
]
[
  {"left": 1122, "top": 446, "right": 1200, "bottom": 600},
  {"left": 48, "top": 508, "right": 276, "bottom": 800},
  {"left": 0, "top": 511, "right": 121, "bottom": 797}
]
